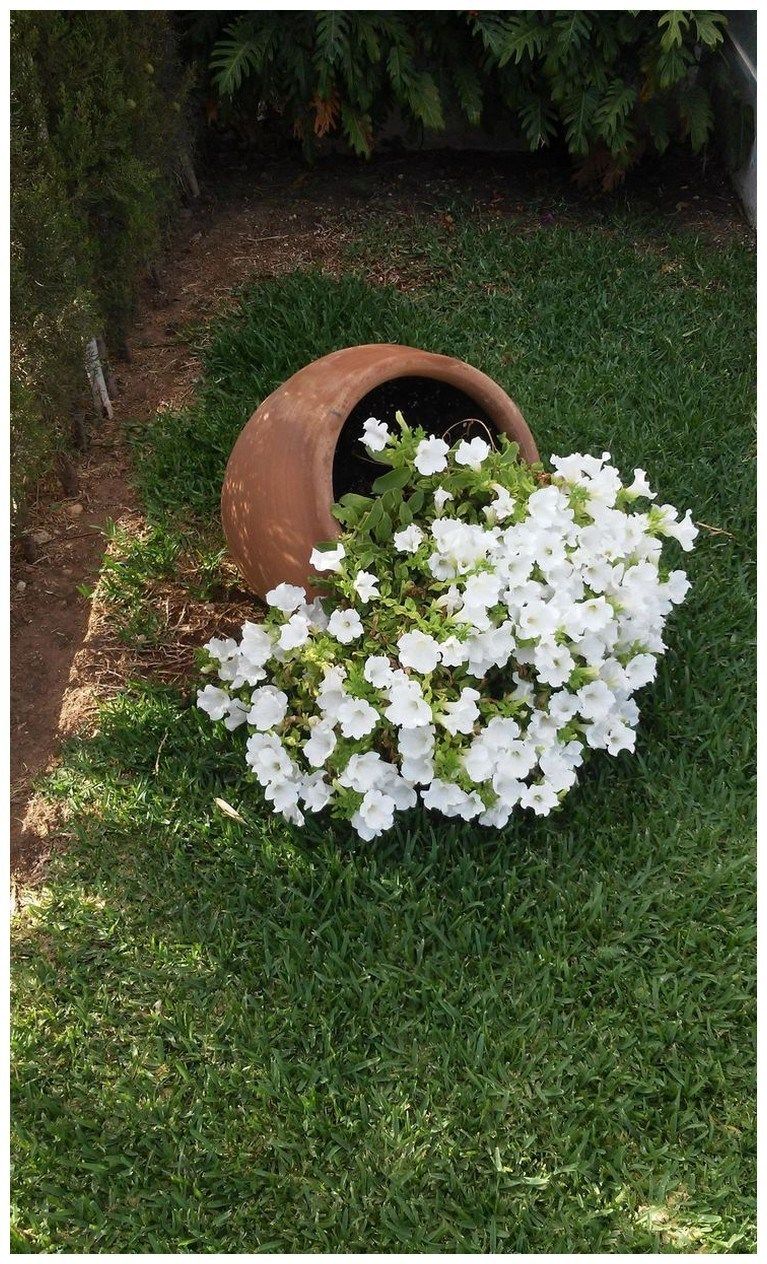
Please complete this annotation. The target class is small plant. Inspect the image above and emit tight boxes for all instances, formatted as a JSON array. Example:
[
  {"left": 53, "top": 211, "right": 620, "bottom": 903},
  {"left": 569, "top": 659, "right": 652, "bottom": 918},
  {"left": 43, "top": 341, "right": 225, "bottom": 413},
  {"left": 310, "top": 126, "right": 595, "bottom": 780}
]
[
  {"left": 96, "top": 521, "right": 182, "bottom": 644},
  {"left": 198, "top": 417, "right": 696, "bottom": 839}
]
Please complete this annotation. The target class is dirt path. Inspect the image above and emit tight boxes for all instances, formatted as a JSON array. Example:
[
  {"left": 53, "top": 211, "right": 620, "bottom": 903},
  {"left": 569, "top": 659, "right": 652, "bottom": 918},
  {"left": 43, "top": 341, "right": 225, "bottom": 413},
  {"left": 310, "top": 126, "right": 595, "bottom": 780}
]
[{"left": 10, "top": 151, "right": 749, "bottom": 885}]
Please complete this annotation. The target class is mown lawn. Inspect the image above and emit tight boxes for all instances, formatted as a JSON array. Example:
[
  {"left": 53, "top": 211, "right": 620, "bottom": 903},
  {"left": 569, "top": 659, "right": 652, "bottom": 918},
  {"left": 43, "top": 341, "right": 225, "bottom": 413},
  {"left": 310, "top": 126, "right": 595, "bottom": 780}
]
[{"left": 11, "top": 206, "right": 755, "bottom": 1252}]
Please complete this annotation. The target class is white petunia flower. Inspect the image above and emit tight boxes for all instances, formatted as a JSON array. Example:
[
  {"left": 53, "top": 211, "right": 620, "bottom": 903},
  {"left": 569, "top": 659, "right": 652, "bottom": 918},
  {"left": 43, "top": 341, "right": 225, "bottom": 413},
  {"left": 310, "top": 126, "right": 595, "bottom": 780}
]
[
  {"left": 247, "top": 686, "right": 289, "bottom": 731},
  {"left": 493, "top": 739, "right": 537, "bottom": 782},
  {"left": 384, "top": 682, "right": 432, "bottom": 728},
  {"left": 393, "top": 524, "right": 424, "bottom": 553},
  {"left": 625, "top": 468, "right": 656, "bottom": 500},
  {"left": 339, "top": 751, "right": 388, "bottom": 793},
  {"left": 665, "top": 509, "right": 698, "bottom": 552},
  {"left": 534, "top": 642, "right": 575, "bottom": 689},
  {"left": 538, "top": 749, "right": 578, "bottom": 793},
  {"left": 414, "top": 436, "right": 449, "bottom": 476},
  {"left": 265, "top": 778, "right": 305, "bottom": 825},
  {"left": 266, "top": 582, "right": 306, "bottom": 614},
  {"left": 300, "top": 598, "right": 330, "bottom": 632},
  {"left": 576, "top": 680, "right": 616, "bottom": 723},
  {"left": 327, "top": 608, "right": 364, "bottom": 643},
  {"left": 353, "top": 570, "right": 380, "bottom": 603},
  {"left": 197, "top": 684, "right": 231, "bottom": 721},
  {"left": 397, "top": 629, "right": 441, "bottom": 674},
  {"left": 303, "top": 722, "right": 337, "bottom": 768},
  {"left": 301, "top": 772, "right": 333, "bottom": 812},
  {"left": 400, "top": 755, "right": 434, "bottom": 785},
  {"left": 605, "top": 721, "right": 637, "bottom": 757},
  {"left": 624, "top": 653, "right": 657, "bottom": 690},
  {"left": 223, "top": 699, "right": 249, "bottom": 731},
  {"left": 310, "top": 543, "right": 346, "bottom": 573},
  {"left": 492, "top": 772, "right": 525, "bottom": 807},
  {"left": 519, "top": 783, "right": 559, "bottom": 815},
  {"left": 245, "top": 733, "right": 292, "bottom": 785},
  {"left": 463, "top": 571, "right": 503, "bottom": 609},
  {"left": 455, "top": 436, "right": 491, "bottom": 470},
  {"left": 204, "top": 636, "right": 239, "bottom": 665},
  {"left": 240, "top": 622, "right": 275, "bottom": 667},
  {"left": 438, "top": 687, "right": 480, "bottom": 736},
  {"left": 663, "top": 570, "right": 691, "bottom": 605},
  {"left": 351, "top": 789, "right": 396, "bottom": 839},
  {"left": 397, "top": 725, "right": 435, "bottom": 758},
  {"left": 462, "top": 739, "right": 496, "bottom": 783},
  {"left": 518, "top": 600, "right": 559, "bottom": 641},
  {"left": 361, "top": 416, "right": 390, "bottom": 451},
  {"left": 421, "top": 778, "right": 467, "bottom": 815},
  {"left": 337, "top": 696, "right": 379, "bottom": 740},
  {"left": 278, "top": 613, "right": 311, "bottom": 651},
  {"left": 364, "top": 655, "right": 396, "bottom": 688},
  {"left": 484, "top": 483, "right": 516, "bottom": 523},
  {"left": 433, "top": 486, "right": 454, "bottom": 514},
  {"left": 439, "top": 635, "right": 469, "bottom": 667}
]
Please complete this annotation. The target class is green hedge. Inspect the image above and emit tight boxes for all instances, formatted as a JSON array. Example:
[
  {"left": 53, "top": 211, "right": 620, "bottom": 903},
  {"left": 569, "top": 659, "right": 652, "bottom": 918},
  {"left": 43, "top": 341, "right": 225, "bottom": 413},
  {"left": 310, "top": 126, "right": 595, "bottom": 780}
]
[{"left": 10, "top": 12, "right": 192, "bottom": 524}]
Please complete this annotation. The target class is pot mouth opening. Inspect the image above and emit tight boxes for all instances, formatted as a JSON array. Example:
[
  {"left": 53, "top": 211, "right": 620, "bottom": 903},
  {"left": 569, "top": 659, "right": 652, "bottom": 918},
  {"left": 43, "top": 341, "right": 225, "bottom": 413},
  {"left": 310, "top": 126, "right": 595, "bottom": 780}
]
[{"left": 332, "top": 375, "right": 494, "bottom": 500}]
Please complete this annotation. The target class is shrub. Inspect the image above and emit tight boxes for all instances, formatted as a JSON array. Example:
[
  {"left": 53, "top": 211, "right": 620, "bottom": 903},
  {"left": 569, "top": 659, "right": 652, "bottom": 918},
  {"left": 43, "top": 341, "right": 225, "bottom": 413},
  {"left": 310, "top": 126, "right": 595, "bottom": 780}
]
[
  {"left": 204, "top": 10, "right": 730, "bottom": 183},
  {"left": 10, "top": 12, "right": 192, "bottom": 525}
]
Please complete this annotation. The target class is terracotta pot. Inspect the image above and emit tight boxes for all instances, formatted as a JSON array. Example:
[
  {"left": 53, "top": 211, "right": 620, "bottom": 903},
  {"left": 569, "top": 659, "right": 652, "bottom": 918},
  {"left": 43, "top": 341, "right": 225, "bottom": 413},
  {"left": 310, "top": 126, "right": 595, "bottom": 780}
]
[{"left": 221, "top": 344, "right": 538, "bottom": 599}]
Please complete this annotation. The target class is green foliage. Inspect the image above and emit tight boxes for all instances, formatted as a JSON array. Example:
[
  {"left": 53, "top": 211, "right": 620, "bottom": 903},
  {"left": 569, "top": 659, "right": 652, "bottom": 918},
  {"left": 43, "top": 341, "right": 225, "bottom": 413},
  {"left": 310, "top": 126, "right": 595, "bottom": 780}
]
[
  {"left": 197, "top": 11, "right": 730, "bottom": 179},
  {"left": 10, "top": 12, "right": 191, "bottom": 525}
]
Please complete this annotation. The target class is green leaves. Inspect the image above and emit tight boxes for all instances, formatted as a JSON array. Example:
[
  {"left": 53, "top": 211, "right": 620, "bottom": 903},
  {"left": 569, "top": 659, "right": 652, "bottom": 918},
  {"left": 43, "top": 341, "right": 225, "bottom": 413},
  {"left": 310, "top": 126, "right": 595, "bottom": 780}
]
[
  {"left": 679, "top": 82, "right": 714, "bottom": 151},
  {"left": 405, "top": 72, "right": 444, "bottom": 132},
  {"left": 657, "top": 10, "right": 690, "bottom": 51},
  {"left": 593, "top": 80, "right": 638, "bottom": 150},
  {"left": 562, "top": 87, "right": 599, "bottom": 156},
  {"left": 519, "top": 97, "right": 558, "bottom": 150},
  {"left": 453, "top": 65, "right": 483, "bottom": 127},
  {"left": 340, "top": 103, "right": 372, "bottom": 157},
  {"left": 371, "top": 466, "right": 411, "bottom": 495},
  {"left": 210, "top": 21, "right": 272, "bottom": 95},
  {"left": 496, "top": 14, "right": 548, "bottom": 67},
  {"left": 206, "top": 11, "right": 734, "bottom": 178},
  {"left": 693, "top": 10, "right": 727, "bottom": 47},
  {"left": 332, "top": 493, "right": 374, "bottom": 528}
]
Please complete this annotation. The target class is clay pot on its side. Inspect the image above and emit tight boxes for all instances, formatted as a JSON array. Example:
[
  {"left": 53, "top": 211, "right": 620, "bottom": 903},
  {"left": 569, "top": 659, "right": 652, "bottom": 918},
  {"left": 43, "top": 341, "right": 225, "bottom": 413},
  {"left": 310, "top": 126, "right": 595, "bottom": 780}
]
[{"left": 221, "top": 344, "right": 538, "bottom": 599}]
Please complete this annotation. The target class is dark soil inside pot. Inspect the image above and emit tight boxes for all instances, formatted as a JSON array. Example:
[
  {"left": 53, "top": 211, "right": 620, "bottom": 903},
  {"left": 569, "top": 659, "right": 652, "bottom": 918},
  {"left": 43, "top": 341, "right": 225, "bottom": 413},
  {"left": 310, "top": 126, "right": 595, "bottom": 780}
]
[{"left": 332, "top": 375, "right": 495, "bottom": 499}]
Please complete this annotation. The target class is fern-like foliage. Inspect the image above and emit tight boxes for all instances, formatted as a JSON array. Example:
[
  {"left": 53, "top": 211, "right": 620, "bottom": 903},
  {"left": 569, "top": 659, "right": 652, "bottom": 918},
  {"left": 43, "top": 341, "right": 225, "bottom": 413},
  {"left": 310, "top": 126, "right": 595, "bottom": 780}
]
[{"left": 204, "top": 10, "right": 735, "bottom": 183}]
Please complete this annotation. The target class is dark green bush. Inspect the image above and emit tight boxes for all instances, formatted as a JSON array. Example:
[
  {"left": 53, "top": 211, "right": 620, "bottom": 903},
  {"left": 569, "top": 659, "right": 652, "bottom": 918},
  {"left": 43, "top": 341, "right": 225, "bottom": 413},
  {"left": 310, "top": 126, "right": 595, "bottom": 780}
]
[
  {"left": 203, "top": 10, "right": 729, "bottom": 182},
  {"left": 10, "top": 12, "right": 192, "bottom": 524}
]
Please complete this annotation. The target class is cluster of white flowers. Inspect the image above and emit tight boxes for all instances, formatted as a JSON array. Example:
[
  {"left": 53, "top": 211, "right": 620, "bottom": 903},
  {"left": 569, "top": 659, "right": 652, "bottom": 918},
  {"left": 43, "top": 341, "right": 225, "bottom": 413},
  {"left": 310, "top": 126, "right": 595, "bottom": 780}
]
[{"left": 199, "top": 417, "right": 696, "bottom": 839}]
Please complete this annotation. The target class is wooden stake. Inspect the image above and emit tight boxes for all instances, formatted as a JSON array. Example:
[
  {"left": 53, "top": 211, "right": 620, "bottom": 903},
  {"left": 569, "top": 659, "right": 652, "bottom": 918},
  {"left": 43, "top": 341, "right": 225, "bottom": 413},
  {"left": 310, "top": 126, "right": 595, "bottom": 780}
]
[{"left": 84, "top": 336, "right": 113, "bottom": 420}]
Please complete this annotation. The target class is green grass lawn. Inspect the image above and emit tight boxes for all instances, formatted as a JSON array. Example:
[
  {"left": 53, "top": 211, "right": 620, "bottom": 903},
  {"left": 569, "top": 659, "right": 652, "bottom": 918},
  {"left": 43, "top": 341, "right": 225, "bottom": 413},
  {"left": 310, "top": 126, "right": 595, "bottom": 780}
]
[{"left": 12, "top": 207, "right": 755, "bottom": 1252}]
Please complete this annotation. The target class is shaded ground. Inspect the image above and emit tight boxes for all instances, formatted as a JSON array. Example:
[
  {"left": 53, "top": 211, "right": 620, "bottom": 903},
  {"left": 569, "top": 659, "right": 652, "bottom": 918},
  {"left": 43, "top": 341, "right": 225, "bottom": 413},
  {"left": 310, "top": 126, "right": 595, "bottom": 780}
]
[{"left": 9, "top": 147, "right": 752, "bottom": 887}]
